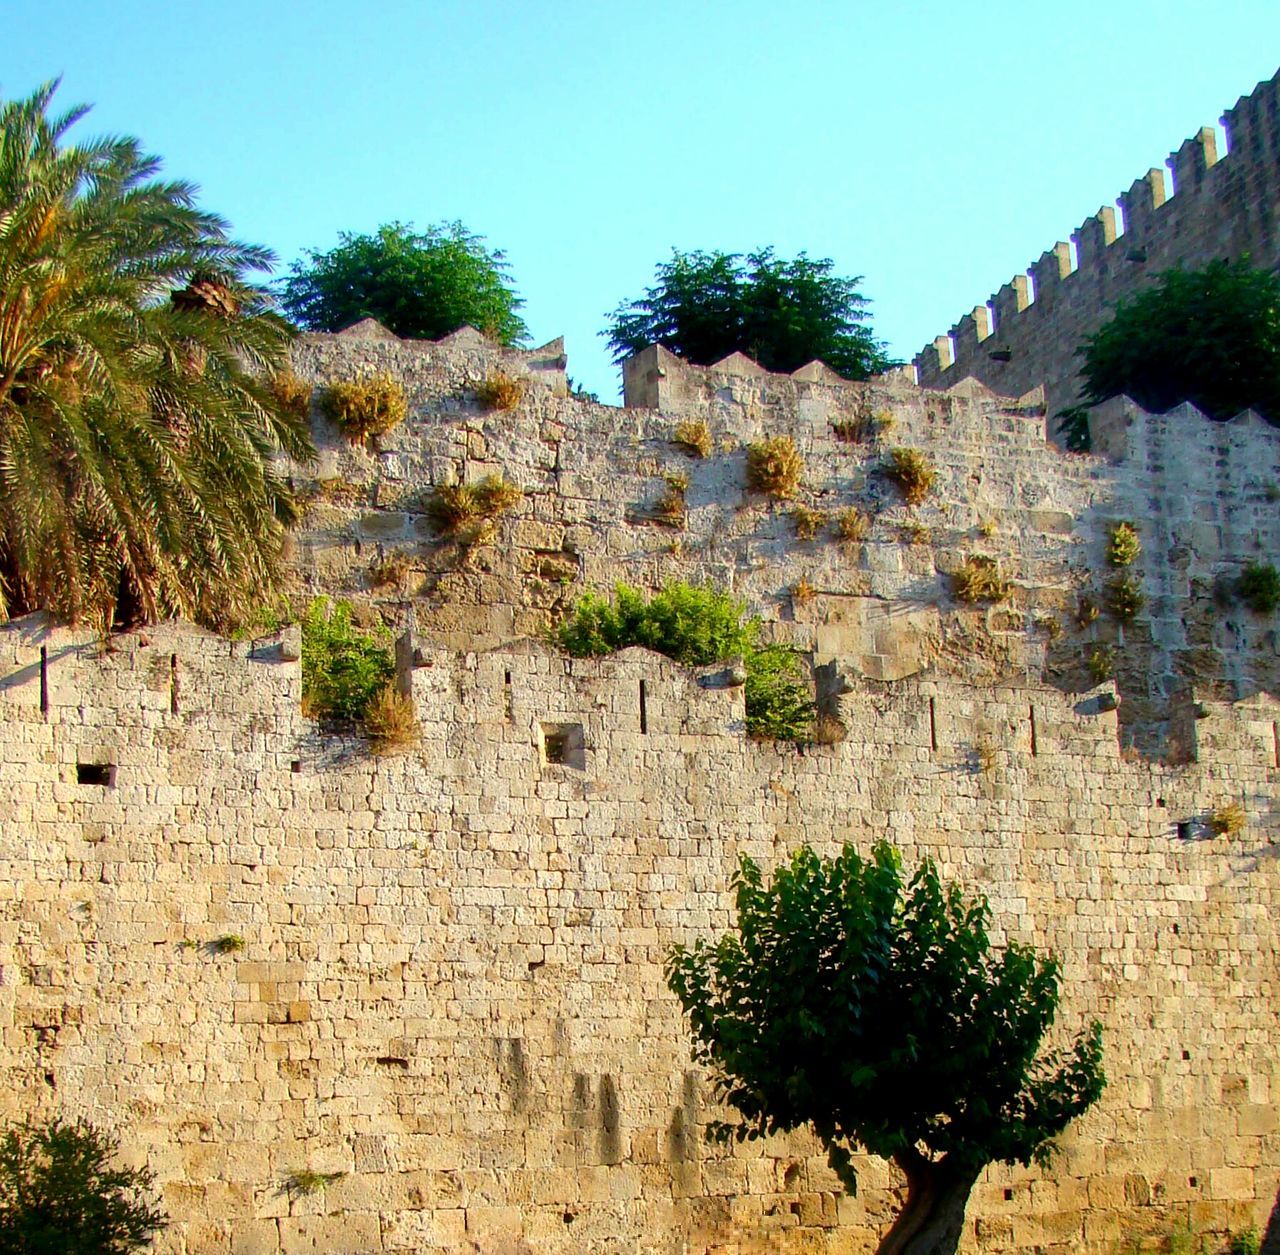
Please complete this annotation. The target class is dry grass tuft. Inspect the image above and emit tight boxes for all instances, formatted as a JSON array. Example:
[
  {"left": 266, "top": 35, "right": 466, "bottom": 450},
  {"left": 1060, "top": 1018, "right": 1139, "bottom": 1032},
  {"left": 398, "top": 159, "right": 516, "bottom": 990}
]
[
  {"left": 951, "top": 555, "right": 1011, "bottom": 603},
  {"left": 790, "top": 506, "right": 826, "bottom": 541},
  {"left": 364, "top": 684, "right": 420, "bottom": 755},
  {"left": 369, "top": 551, "right": 414, "bottom": 589},
  {"left": 1107, "top": 521, "right": 1142, "bottom": 567},
  {"left": 746, "top": 436, "right": 803, "bottom": 499},
  {"left": 883, "top": 447, "right": 936, "bottom": 505},
  {"left": 812, "top": 713, "right": 848, "bottom": 745},
  {"left": 320, "top": 374, "right": 407, "bottom": 446},
  {"left": 1207, "top": 801, "right": 1246, "bottom": 838},
  {"left": 652, "top": 473, "right": 689, "bottom": 527},
  {"left": 792, "top": 576, "right": 818, "bottom": 606},
  {"left": 474, "top": 372, "right": 526, "bottom": 412},
  {"left": 672, "top": 420, "right": 713, "bottom": 458},
  {"left": 831, "top": 409, "right": 893, "bottom": 443},
  {"left": 426, "top": 475, "right": 523, "bottom": 535},
  {"left": 836, "top": 507, "right": 870, "bottom": 543},
  {"left": 269, "top": 370, "right": 312, "bottom": 420}
]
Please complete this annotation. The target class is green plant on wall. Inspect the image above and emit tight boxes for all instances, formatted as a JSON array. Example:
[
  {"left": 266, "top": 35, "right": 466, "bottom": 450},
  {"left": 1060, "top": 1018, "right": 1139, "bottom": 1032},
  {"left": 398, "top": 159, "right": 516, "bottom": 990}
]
[
  {"left": 1106, "top": 522, "right": 1141, "bottom": 568},
  {"left": 557, "top": 581, "right": 813, "bottom": 741},
  {"left": 1107, "top": 576, "right": 1144, "bottom": 623},
  {"left": 301, "top": 598, "right": 394, "bottom": 722},
  {"left": 1238, "top": 561, "right": 1280, "bottom": 614}
]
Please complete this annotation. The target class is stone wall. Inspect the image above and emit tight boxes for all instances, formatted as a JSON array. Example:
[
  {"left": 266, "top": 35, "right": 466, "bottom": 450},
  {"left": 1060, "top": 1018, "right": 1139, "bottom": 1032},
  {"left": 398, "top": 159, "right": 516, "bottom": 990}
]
[
  {"left": 289, "top": 330, "right": 1280, "bottom": 751},
  {"left": 0, "top": 617, "right": 1277, "bottom": 1254},
  {"left": 913, "top": 68, "right": 1280, "bottom": 420},
  {"left": 1, "top": 329, "right": 1278, "bottom": 1254}
]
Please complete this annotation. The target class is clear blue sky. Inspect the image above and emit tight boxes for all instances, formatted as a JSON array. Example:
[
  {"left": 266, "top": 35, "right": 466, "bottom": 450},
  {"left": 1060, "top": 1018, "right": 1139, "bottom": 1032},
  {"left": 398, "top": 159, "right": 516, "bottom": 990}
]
[{"left": 5, "top": 2, "right": 1279, "bottom": 401}]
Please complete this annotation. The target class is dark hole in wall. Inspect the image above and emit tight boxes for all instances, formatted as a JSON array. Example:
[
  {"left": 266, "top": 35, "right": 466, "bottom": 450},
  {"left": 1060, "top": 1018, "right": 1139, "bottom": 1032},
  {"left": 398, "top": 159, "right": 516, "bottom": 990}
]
[
  {"left": 598, "top": 1074, "right": 621, "bottom": 1165},
  {"left": 76, "top": 763, "right": 115, "bottom": 787},
  {"left": 540, "top": 722, "right": 585, "bottom": 770},
  {"left": 39, "top": 646, "right": 48, "bottom": 716}
]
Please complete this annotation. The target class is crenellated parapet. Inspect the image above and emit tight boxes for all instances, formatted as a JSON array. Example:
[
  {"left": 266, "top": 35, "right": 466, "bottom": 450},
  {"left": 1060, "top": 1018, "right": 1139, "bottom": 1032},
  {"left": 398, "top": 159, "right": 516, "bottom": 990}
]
[{"left": 915, "top": 68, "right": 1280, "bottom": 420}]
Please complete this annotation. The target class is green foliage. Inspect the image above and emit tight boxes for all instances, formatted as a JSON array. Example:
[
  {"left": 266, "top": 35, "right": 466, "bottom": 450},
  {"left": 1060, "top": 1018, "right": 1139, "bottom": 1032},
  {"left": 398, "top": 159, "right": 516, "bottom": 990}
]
[
  {"left": 606, "top": 248, "right": 892, "bottom": 379},
  {"left": 301, "top": 598, "right": 393, "bottom": 722},
  {"left": 286, "top": 1170, "right": 344, "bottom": 1197},
  {"left": 280, "top": 221, "right": 527, "bottom": 346},
  {"left": 0, "top": 82, "right": 313, "bottom": 632},
  {"left": 1079, "top": 258, "right": 1280, "bottom": 423},
  {"left": 666, "top": 841, "right": 1103, "bottom": 1240},
  {"left": 1054, "top": 405, "right": 1092, "bottom": 453},
  {"left": 213, "top": 934, "right": 245, "bottom": 954},
  {"left": 1228, "top": 1228, "right": 1261, "bottom": 1255},
  {"left": 1238, "top": 561, "right": 1280, "bottom": 614},
  {"left": 557, "top": 582, "right": 813, "bottom": 741},
  {"left": 0, "top": 1116, "right": 166, "bottom": 1254}
]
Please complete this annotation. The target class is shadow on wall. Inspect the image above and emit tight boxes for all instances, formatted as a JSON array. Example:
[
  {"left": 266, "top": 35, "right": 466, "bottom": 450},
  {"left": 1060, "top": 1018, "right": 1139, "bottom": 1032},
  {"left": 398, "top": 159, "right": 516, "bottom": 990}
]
[{"left": 1263, "top": 1185, "right": 1280, "bottom": 1255}]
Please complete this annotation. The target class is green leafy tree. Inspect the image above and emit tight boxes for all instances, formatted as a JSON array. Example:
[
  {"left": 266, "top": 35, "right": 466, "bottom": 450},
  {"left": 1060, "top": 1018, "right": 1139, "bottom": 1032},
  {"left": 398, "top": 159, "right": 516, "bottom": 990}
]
[
  {"left": 280, "top": 221, "right": 528, "bottom": 345},
  {"left": 0, "top": 1117, "right": 166, "bottom": 1254},
  {"left": 1062, "top": 258, "right": 1280, "bottom": 448},
  {"left": 667, "top": 841, "right": 1104, "bottom": 1255},
  {"left": 606, "top": 248, "right": 892, "bottom": 379},
  {"left": 0, "top": 82, "right": 312, "bottom": 631},
  {"left": 557, "top": 581, "right": 813, "bottom": 741}
]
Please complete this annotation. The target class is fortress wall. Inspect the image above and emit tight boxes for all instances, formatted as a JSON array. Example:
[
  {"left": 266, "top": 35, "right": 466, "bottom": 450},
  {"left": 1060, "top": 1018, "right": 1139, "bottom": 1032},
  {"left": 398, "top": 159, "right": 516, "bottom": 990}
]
[
  {"left": 0, "top": 620, "right": 1277, "bottom": 1254},
  {"left": 290, "top": 331, "right": 1280, "bottom": 750},
  {"left": 913, "top": 69, "right": 1280, "bottom": 419}
]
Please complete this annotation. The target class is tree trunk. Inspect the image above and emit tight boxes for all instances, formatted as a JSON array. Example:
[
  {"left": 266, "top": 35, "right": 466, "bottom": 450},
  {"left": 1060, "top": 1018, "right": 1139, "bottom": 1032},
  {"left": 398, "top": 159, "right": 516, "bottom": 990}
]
[{"left": 875, "top": 1151, "right": 982, "bottom": 1255}]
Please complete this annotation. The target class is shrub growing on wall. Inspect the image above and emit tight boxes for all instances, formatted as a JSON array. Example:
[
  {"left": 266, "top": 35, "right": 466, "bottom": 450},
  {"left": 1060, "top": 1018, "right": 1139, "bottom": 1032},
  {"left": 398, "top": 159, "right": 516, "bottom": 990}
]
[
  {"left": 301, "top": 598, "right": 394, "bottom": 722},
  {"left": 557, "top": 581, "right": 813, "bottom": 741}
]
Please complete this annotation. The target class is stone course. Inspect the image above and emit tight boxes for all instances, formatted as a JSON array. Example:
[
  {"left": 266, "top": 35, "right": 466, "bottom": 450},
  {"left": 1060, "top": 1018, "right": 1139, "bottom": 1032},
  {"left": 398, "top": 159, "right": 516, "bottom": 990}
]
[{"left": 0, "top": 327, "right": 1277, "bottom": 1254}]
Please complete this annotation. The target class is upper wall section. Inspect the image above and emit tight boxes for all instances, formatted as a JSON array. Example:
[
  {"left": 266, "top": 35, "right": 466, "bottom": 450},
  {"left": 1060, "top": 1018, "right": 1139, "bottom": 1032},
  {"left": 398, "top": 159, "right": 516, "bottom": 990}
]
[{"left": 913, "top": 68, "right": 1280, "bottom": 418}]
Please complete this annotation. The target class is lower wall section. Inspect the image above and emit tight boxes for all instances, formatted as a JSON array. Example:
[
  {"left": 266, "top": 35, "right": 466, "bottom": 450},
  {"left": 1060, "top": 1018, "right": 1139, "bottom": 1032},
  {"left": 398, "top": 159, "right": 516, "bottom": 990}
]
[{"left": 0, "top": 621, "right": 1277, "bottom": 1254}]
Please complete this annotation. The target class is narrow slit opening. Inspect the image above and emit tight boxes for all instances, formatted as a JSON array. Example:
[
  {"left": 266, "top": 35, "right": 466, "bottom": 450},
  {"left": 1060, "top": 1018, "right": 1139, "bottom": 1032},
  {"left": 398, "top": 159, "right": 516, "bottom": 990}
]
[
  {"left": 928, "top": 697, "right": 938, "bottom": 753},
  {"left": 76, "top": 763, "right": 115, "bottom": 787},
  {"left": 169, "top": 653, "right": 180, "bottom": 715},
  {"left": 1029, "top": 705, "right": 1038, "bottom": 757},
  {"left": 1272, "top": 721, "right": 1278, "bottom": 769},
  {"left": 639, "top": 679, "right": 648, "bottom": 734},
  {"left": 39, "top": 646, "right": 48, "bottom": 717}
]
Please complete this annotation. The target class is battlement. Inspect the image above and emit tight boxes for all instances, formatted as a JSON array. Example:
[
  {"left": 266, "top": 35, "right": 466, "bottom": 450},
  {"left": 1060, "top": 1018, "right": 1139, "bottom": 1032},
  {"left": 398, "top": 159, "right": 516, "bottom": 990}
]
[{"left": 914, "top": 68, "right": 1280, "bottom": 419}]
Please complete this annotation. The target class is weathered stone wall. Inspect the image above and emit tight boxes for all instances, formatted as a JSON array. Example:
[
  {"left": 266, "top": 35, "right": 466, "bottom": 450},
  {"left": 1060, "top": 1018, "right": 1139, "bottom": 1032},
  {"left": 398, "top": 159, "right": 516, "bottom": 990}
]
[
  {"left": 1, "top": 330, "right": 1278, "bottom": 1254},
  {"left": 913, "top": 68, "right": 1280, "bottom": 420},
  {"left": 289, "top": 330, "right": 1280, "bottom": 751},
  {"left": 0, "top": 617, "right": 1277, "bottom": 1254}
]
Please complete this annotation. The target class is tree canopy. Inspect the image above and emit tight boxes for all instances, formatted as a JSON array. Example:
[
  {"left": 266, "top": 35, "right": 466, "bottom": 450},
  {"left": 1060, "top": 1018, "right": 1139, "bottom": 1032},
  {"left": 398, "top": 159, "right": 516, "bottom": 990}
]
[
  {"left": 0, "top": 1117, "right": 166, "bottom": 1254},
  {"left": 667, "top": 841, "right": 1104, "bottom": 1255},
  {"left": 1073, "top": 257, "right": 1280, "bottom": 432},
  {"left": 280, "top": 221, "right": 528, "bottom": 345},
  {"left": 605, "top": 247, "right": 892, "bottom": 379},
  {"left": 0, "top": 82, "right": 311, "bottom": 631}
]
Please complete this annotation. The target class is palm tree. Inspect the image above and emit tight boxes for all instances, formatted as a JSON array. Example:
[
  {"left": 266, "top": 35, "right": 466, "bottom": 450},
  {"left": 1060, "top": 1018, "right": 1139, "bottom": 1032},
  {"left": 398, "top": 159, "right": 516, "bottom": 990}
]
[{"left": 0, "top": 81, "right": 312, "bottom": 631}]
